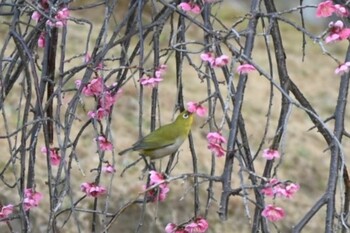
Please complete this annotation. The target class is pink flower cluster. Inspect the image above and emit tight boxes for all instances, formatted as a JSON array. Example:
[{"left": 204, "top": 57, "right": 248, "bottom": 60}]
[
  {"left": 95, "top": 135, "right": 113, "bottom": 151},
  {"left": 32, "top": 1, "right": 70, "bottom": 47},
  {"left": 201, "top": 52, "right": 229, "bottom": 68},
  {"left": 325, "top": 20, "right": 350, "bottom": 44},
  {"left": 41, "top": 146, "right": 61, "bottom": 166},
  {"left": 261, "top": 178, "right": 300, "bottom": 199},
  {"left": 24, "top": 188, "right": 43, "bottom": 211},
  {"left": 75, "top": 76, "right": 121, "bottom": 120},
  {"left": 335, "top": 62, "right": 350, "bottom": 75},
  {"left": 32, "top": 0, "right": 69, "bottom": 27},
  {"left": 207, "top": 132, "right": 226, "bottom": 157},
  {"left": 261, "top": 178, "right": 300, "bottom": 222},
  {"left": 140, "top": 64, "right": 167, "bottom": 88},
  {"left": 0, "top": 204, "right": 14, "bottom": 219},
  {"left": 262, "top": 148, "right": 280, "bottom": 160},
  {"left": 80, "top": 182, "right": 106, "bottom": 197},
  {"left": 316, "top": 1, "right": 350, "bottom": 75},
  {"left": 165, "top": 217, "right": 209, "bottom": 233},
  {"left": 144, "top": 171, "right": 169, "bottom": 202},
  {"left": 187, "top": 101, "right": 207, "bottom": 117},
  {"left": 316, "top": 0, "right": 349, "bottom": 18}
]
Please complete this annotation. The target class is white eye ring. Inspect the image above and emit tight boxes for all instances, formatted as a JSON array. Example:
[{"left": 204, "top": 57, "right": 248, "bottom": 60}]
[{"left": 183, "top": 113, "right": 189, "bottom": 119}]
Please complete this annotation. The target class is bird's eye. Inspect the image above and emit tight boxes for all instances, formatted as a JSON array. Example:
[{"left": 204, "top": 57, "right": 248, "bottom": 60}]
[{"left": 183, "top": 113, "right": 189, "bottom": 119}]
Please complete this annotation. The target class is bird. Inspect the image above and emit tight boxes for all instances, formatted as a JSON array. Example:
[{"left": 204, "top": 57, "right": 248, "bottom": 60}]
[{"left": 118, "top": 110, "right": 193, "bottom": 160}]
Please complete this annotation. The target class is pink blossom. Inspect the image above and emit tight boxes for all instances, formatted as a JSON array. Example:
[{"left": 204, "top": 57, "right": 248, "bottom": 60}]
[
  {"left": 200, "top": 52, "right": 215, "bottom": 63},
  {"left": 261, "top": 204, "right": 285, "bottom": 222},
  {"left": 178, "top": 2, "right": 201, "bottom": 14},
  {"left": 187, "top": 101, "right": 207, "bottom": 117},
  {"left": 335, "top": 62, "right": 350, "bottom": 75},
  {"left": 201, "top": 52, "right": 229, "bottom": 68},
  {"left": 80, "top": 182, "right": 106, "bottom": 197},
  {"left": 262, "top": 148, "right": 280, "bottom": 160},
  {"left": 325, "top": 20, "right": 350, "bottom": 43},
  {"left": 102, "top": 163, "right": 116, "bottom": 174},
  {"left": 334, "top": 4, "right": 349, "bottom": 17},
  {"left": 139, "top": 75, "right": 163, "bottom": 88},
  {"left": 207, "top": 143, "right": 225, "bottom": 157},
  {"left": 207, "top": 132, "right": 226, "bottom": 157},
  {"left": 316, "top": 0, "right": 336, "bottom": 18},
  {"left": 31, "top": 11, "right": 41, "bottom": 22},
  {"left": 96, "top": 135, "right": 113, "bottom": 151},
  {"left": 155, "top": 64, "right": 167, "bottom": 78},
  {"left": 82, "top": 77, "right": 104, "bottom": 96},
  {"left": 144, "top": 184, "right": 170, "bottom": 202},
  {"left": 149, "top": 171, "right": 167, "bottom": 188},
  {"left": 23, "top": 188, "right": 43, "bottom": 211},
  {"left": 261, "top": 178, "right": 299, "bottom": 199},
  {"left": 261, "top": 178, "right": 280, "bottom": 197},
  {"left": 46, "top": 7, "right": 70, "bottom": 28},
  {"left": 184, "top": 217, "right": 209, "bottom": 233},
  {"left": 165, "top": 217, "right": 209, "bottom": 233},
  {"left": 41, "top": 146, "right": 61, "bottom": 166},
  {"left": 207, "top": 132, "right": 226, "bottom": 144},
  {"left": 283, "top": 182, "right": 300, "bottom": 199},
  {"left": 38, "top": 33, "right": 45, "bottom": 48},
  {"left": 88, "top": 107, "right": 110, "bottom": 120},
  {"left": 211, "top": 55, "right": 229, "bottom": 68},
  {"left": 237, "top": 64, "right": 256, "bottom": 74},
  {"left": 0, "top": 204, "right": 14, "bottom": 219},
  {"left": 99, "top": 91, "right": 117, "bottom": 109}
]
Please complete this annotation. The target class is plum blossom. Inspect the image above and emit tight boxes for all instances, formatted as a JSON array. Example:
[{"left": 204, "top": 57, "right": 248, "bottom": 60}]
[
  {"left": 102, "top": 163, "right": 116, "bottom": 174},
  {"left": 81, "top": 77, "right": 104, "bottom": 96},
  {"left": 80, "top": 182, "right": 106, "bottom": 197},
  {"left": 38, "top": 33, "right": 45, "bottom": 48},
  {"left": 201, "top": 52, "right": 229, "bottom": 68},
  {"left": 165, "top": 217, "right": 209, "bottom": 233},
  {"left": 335, "top": 62, "right": 350, "bottom": 75},
  {"left": 316, "top": 0, "right": 336, "bottom": 18},
  {"left": 207, "top": 132, "right": 226, "bottom": 157},
  {"left": 140, "top": 75, "right": 163, "bottom": 88},
  {"left": 262, "top": 148, "right": 280, "bottom": 160},
  {"left": 237, "top": 64, "right": 256, "bottom": 74},
  {"left": 178, "top": 2, "right": 201, "bottom": 14},
  {"left": 0, "top": 205, "right": 14, "bottom": 219},
  {"left": 23, "top": 188, "right": 43, "bottom": 211},
  {"left": 32, "top": 11, "right": 41, "bottom": 22},
  {"left": 46, "top": 7, "right": 70, "bottom": 28},
  {"left": 325, "top": 20, "right": 350, "bottom": 43},
  {"left": 334, "top": 4, "right": 349, "bottom": 17},
  {"left": 41, "top": 146, "right": 61, "bottom": 166},
  {"left": 155, "top": 64, "right": 167, "bottom": 79},
  {"left": 145, "top": 170, "right": 169, "bottom": 202},
  {"left": 187, "top": 101, "right": 207, "bottom": 117},
  {"left": 261, "top": 178, "right": 299, "bottom": 199},
  {"left": 96, "top": 135, "right": 113, "bottom": 151},
  {"left": 262, "top": 204, "right": 285, "bottom": 222},
  {"left": 184, "top": 217, "right": 209, "bottom": 233},
  {"left": 88, "top": 108, "right": 110, "bottom": 120}
]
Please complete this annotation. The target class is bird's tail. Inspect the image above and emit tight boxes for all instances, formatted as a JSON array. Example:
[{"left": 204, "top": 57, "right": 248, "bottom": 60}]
[{"left": 118, "top": 147, "right": 133, "bottom": 156}]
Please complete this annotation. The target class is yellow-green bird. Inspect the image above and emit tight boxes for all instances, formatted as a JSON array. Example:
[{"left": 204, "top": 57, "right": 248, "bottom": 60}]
[{"left": 118, "top": 110, "right": 193, "bottom": 160}]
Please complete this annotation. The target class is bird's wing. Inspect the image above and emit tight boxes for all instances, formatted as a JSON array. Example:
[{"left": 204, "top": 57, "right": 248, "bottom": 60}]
[{"left": 132, "top": 124, "right": 179, "bottom": 150}]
